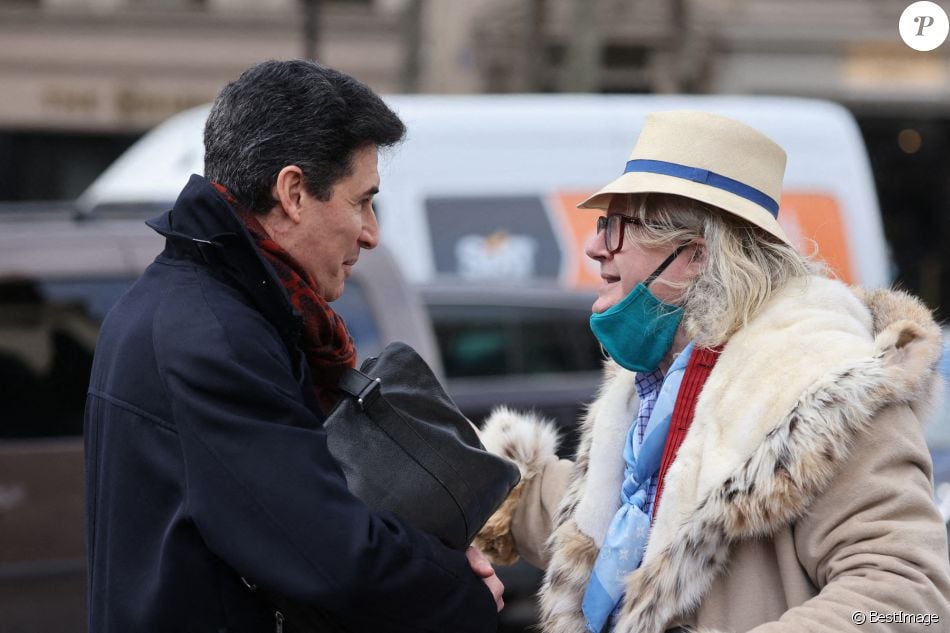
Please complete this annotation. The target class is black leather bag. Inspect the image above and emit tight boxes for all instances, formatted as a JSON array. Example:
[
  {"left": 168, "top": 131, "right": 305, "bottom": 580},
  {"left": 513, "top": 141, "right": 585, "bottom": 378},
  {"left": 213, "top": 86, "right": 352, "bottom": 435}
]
[
  {"left": 324, "top": 341, "right": 521, "bottom": 550},
  {"left": 257, "top": 342, "right": 521, "bottom": 632}
]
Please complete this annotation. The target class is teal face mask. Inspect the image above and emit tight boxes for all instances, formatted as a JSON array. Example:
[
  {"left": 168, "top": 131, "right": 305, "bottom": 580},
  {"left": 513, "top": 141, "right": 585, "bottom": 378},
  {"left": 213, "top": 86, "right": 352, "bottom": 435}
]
[{"left": 589, "top": 245, "right": 688, "bottom": 373}]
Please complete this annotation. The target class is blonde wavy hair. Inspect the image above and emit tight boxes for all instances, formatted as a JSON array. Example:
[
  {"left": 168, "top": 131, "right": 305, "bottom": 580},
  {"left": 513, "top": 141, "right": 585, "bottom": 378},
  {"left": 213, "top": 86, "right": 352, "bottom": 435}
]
[{"left": 621, "top": 192, "right": 820, "bottom": 347}]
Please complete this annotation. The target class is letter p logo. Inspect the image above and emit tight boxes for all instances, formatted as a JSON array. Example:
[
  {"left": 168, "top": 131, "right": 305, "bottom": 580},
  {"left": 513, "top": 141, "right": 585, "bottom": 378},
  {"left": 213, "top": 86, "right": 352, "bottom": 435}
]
[
  {"left": 916, "top": 14, "right": 936, "bottom": 35},
  {"left": 901, "top": 2, "right": 949, "bottom": 50}
]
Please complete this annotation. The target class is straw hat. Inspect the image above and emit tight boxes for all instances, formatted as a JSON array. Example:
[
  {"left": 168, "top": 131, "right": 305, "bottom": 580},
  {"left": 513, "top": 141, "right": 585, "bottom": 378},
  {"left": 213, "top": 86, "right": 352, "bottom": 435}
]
[{"left": 578, "top": 110, "right": 790, "bottom": 245}]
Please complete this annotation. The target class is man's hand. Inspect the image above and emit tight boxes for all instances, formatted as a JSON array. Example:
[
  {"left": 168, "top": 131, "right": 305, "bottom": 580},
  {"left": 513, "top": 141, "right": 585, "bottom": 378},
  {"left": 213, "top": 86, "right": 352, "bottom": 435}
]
[{"left": 466, "top": 546, "right": 504, "bottom": 612}]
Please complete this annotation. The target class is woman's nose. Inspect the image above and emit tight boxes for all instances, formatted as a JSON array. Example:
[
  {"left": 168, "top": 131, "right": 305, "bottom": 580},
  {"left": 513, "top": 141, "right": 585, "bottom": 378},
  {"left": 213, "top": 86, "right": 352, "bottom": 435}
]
[{"left": 585, "top": 225, "right": 609, "bottom": 262}]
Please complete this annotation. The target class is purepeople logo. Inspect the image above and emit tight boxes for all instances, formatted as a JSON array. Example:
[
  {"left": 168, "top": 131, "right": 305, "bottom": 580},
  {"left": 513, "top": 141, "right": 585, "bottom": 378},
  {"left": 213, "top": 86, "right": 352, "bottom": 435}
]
[{"left": 900, "top": 1, "right": 950, "bottom": 51}]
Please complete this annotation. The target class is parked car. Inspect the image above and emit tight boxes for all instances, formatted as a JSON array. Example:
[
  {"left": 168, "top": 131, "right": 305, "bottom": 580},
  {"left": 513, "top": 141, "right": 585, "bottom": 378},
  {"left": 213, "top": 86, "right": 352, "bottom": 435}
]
[
  {"left": 925, "top": 330, "right": 950, "bottom": 535},
  {"left": 0, "top": 210, "right": 429, "bottom": 632},
  {"left": 0, "top": 205, "right": 600, "bottom": 631},
  {"left": 423, "top": 283, "right": 600, "bottom": 452}
]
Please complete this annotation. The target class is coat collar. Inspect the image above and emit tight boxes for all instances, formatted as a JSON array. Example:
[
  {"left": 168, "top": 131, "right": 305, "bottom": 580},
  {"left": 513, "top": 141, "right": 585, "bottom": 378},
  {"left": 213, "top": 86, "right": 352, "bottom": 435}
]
[
  {"left": 540, "top": 277, "right": 943, "bottom": 633},
  {"left": 645, "top": 278, "right": 942, "bottom": 563},
  {"left": 146, "top": 174, "right": 303, "bottom": 349}
]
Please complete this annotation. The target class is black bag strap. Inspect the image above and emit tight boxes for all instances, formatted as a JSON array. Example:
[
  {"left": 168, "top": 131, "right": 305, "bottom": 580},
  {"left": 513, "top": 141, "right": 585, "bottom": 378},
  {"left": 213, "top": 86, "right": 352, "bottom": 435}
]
[
  {"left": 337, "top": 368, "right": 382, "bottom": 411},
  {"left": 337, "top": 367, "right": 478, "bottom": 545}
]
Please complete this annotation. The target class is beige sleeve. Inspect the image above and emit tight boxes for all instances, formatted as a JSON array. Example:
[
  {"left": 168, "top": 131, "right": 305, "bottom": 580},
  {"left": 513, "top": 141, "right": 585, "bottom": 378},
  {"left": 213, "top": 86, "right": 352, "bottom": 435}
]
[
  {"left": 749, "top": 403, "right": 950, "bottom": 632},
  {"left": 510, "top": 457, "right": 574, "bottom": 568}
]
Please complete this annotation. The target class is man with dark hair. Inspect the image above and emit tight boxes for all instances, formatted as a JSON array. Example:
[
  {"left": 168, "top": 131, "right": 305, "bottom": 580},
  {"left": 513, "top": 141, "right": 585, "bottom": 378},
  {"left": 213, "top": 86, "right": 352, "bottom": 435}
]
[{"left": 84, "top": 60, "right": 503, "bottom": 632}]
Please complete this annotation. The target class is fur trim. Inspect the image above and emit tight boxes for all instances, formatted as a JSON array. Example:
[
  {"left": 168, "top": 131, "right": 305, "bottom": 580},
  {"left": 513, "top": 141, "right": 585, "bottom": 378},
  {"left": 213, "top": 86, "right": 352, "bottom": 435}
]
[
  {"left": 479, "top": 406, "right": 561, "bottom": 479},
  {"left": 474, "top": 481, "right": 525, "bottom": 564},
  {"left": 534, "top": 365, "right": 619, "bottom": 629},
  {"left": 538, "top": 519, "right": 599, "bottom": 633},
  {"left": 574, "top": 362, "right": 638, "bottom": 547},
  {"left": 473, "top": 407, "right": 560, "bottom": 564},
  {"left": 616, "top": 354, "right": 896, "bottom": 632},
  {"left": 857, "top": 286, "right": 944, "bottom": 421},
  {"left": 538, "top": 279, "right": 943, "bottom": 633}
]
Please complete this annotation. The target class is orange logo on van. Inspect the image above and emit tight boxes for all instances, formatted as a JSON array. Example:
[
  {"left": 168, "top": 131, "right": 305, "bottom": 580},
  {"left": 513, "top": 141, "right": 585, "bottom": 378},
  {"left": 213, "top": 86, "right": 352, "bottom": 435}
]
[
  {"left": 552, "top": 191, "right": 854, "bottom": 289},
  {"left": 551, "top": 191, "right": 602, "bottom": 289},
  {"left": 778, "top": 193, "right": 854, "bottom": 284}
]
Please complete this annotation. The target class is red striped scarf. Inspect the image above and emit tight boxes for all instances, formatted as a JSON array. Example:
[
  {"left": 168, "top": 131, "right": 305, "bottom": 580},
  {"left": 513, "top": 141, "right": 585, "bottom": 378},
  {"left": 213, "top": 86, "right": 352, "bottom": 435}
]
[{"left": 653, "top": 345, "right": 722, "bottom": 519}]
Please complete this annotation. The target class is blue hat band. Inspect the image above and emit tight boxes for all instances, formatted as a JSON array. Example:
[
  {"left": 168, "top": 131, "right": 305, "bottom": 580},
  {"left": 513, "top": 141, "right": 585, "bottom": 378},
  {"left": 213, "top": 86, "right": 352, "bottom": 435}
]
[{"left": 623, "top": 158, "right": 779, "bottom": 218}]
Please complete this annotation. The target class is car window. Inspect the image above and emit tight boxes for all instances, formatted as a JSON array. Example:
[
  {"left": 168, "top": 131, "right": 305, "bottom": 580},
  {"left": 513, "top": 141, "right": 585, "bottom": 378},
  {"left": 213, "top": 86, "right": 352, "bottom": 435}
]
[
  {"left": 327, "top": 279, "right": 382, "bottom": 362},
  {"left": 428, "top": 303, "right": 602, "bottom": 378},
  {"left": 925, "top": 339, "right": 950, "bottom": 490},
  {"left": 0, "top": 276, "right": 381, "bottom": 439},
  {"left": 0, "top": 277, "right": 132, "bottom": 438},
  {"left": 40, "top": 279, "right": 136, "bottom": 322},
  {"left": 925, "top": 339, "right": 950, "bottom": 446}
]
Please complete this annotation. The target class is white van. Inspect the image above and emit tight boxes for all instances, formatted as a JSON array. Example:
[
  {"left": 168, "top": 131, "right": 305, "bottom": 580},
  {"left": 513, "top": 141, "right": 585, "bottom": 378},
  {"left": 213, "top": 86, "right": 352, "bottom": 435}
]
[{"left": 79, "top": 94, "right": 890, "bottom": 291}]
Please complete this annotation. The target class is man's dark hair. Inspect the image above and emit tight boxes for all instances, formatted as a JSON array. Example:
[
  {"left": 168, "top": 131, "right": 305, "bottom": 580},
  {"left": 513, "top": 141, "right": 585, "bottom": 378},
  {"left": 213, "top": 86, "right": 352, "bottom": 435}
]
[{"left": 204, "top": 59, "right": 405, "bottom": 213}]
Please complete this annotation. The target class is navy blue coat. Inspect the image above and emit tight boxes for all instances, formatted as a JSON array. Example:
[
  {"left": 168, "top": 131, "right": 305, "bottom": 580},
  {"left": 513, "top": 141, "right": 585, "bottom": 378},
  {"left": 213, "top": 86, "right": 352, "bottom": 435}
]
[{"left": 85, "top": 175, "right": 498, "bottom": 632}]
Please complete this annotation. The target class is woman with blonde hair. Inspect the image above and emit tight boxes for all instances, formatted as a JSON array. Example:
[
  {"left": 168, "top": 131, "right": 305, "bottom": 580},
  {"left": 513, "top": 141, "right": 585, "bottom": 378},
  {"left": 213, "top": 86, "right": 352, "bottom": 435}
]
[{"left": 475, "top": 111, "right": 950, "bottom": 633}]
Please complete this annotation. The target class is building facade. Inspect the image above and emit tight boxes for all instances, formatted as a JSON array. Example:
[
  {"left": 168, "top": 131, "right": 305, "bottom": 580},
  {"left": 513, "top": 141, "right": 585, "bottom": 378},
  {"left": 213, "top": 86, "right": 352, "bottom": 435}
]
[{"left": 1, "top": 0, "right": 948, "bottom": 307}]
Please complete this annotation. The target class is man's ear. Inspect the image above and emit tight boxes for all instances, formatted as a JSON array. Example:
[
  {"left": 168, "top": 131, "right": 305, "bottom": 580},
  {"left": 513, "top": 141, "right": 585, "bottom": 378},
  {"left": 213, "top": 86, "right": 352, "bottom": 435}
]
[{"left": 272, "top": 165, "right": 306, "bottom": 224}]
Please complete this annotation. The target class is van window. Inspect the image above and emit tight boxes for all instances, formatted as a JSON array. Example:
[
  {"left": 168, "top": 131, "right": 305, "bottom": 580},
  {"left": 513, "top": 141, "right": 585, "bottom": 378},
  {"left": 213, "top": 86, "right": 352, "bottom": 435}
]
[{"left": 428, "top": 304, "right": 602, "bottom": 378}]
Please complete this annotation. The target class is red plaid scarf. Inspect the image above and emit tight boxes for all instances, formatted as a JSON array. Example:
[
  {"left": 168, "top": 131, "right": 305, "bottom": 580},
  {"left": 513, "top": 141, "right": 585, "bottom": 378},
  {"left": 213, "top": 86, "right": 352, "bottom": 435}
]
[{"left": 212, "top": 183, "right": 357, "bottom": 415}]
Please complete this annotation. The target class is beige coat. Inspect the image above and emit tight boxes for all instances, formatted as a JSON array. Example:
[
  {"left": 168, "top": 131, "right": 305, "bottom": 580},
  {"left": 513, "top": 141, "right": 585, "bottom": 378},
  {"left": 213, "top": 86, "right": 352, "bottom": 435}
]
[{"left": 476, "top": 277, "right": 950, "bottom": 633}]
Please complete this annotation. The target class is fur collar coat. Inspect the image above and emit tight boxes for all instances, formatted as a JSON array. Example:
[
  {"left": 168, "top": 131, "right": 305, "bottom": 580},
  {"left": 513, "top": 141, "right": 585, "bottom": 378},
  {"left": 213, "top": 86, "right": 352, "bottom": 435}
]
[{"left": 477, "top": 277, "right": 950, "bottom": 632}]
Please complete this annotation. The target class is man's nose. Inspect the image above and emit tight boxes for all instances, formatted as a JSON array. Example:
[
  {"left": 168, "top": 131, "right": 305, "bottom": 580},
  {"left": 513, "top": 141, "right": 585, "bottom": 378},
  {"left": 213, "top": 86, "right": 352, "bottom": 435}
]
[{"left": 360, "top": 206, "right": 380, "bottom": 249}]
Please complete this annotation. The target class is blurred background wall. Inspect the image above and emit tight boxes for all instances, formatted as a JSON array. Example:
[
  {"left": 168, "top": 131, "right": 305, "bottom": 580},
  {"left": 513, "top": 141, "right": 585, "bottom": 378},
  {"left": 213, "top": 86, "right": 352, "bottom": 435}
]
[{"left": 0, "top": 0, "right": 948, "bottom": 311}]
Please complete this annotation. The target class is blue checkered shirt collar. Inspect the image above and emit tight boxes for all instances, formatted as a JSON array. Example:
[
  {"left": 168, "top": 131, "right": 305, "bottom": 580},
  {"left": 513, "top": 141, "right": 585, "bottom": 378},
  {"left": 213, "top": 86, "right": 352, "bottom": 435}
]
[{"left": 634, "top": 368, "right": 665, "bottom": 404}]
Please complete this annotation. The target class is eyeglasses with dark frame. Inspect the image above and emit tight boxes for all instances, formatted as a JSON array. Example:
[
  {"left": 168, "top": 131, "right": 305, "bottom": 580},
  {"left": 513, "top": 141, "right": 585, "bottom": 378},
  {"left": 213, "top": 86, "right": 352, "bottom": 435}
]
[{"left": 596, "top": 214, "right": 644, "bottom": 255}]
